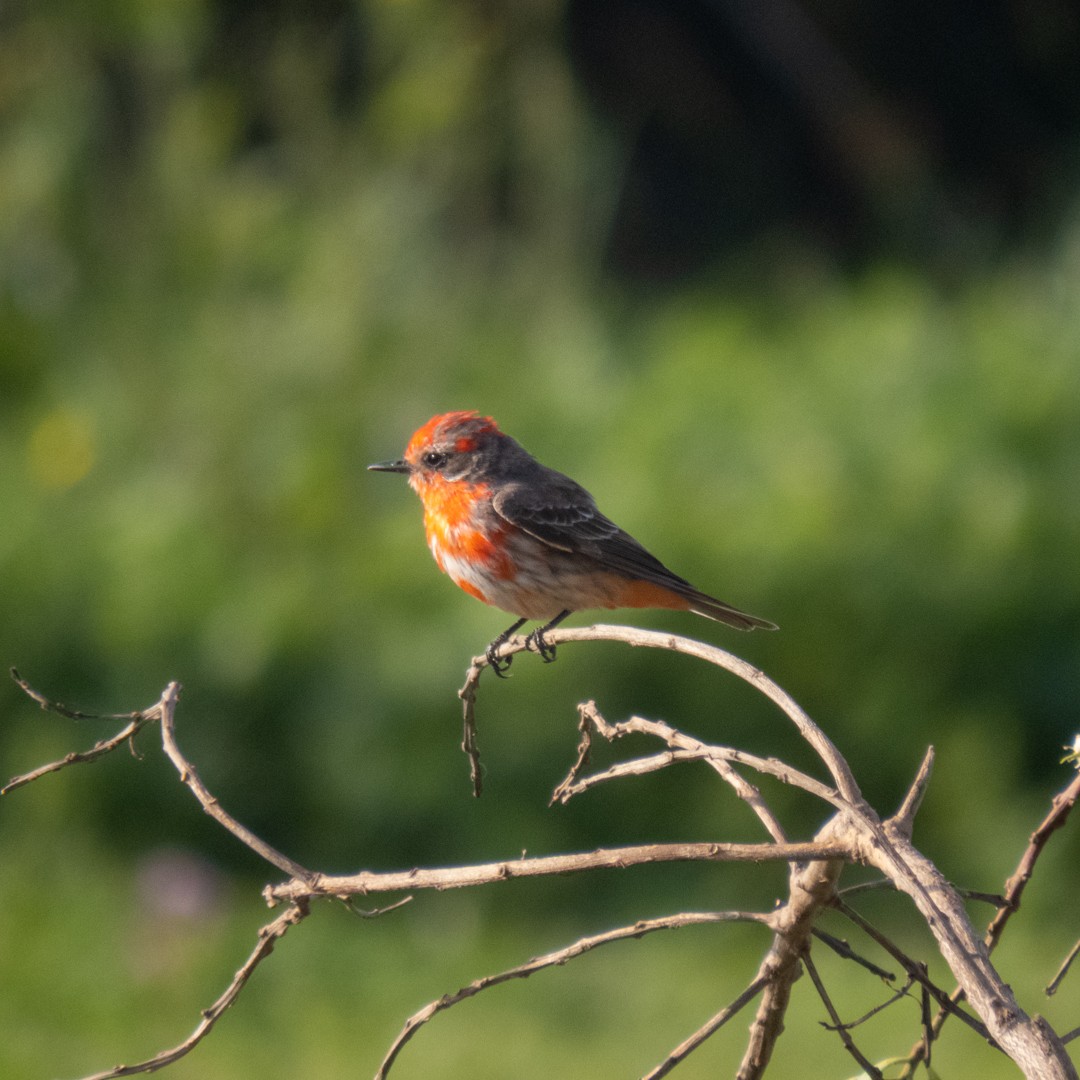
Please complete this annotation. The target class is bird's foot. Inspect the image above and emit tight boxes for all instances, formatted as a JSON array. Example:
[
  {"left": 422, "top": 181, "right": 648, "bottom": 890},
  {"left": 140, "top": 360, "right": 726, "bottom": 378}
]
[
  {"left": 485, "top": 640, "right": 513, "bottom": 678},
  {"left": 484, "top": 617, "right": 526, "bottom": 678},
  {"left": 526, "top": 627, "right": 557, "bottom": 663}
]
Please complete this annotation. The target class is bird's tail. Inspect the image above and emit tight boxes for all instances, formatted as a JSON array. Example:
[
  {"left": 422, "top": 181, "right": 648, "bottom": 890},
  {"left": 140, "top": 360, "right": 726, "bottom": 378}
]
[{"left": 684, "top": 589, "right": 778, "bottom": 632}]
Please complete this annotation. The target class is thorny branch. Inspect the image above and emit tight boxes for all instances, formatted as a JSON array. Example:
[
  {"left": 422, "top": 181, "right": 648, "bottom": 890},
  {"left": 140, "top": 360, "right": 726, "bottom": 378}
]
[{"left": 4, "top": 627, "right": 1078, "bottom": 1080}]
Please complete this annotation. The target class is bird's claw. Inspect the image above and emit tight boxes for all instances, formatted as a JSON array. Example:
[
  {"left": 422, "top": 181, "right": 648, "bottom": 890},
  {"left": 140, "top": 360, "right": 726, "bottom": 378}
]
[
  {"left": 526, "top": 628, "right": 557, "bottom": 663},
  {"left": 485, "top": 642, "right": 513, "bottom": 677}
]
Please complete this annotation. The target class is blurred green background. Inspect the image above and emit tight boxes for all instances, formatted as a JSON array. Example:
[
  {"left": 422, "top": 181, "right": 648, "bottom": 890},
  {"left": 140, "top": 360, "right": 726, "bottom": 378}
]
[{"left": 2, "top": 1, "right": 1079, "bottom": 1076}]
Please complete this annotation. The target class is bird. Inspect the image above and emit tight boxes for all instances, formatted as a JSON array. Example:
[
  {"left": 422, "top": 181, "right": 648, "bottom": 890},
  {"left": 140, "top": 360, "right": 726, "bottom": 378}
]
[{"left": 369, "top": 411, "right": 776, "bottom": 674}]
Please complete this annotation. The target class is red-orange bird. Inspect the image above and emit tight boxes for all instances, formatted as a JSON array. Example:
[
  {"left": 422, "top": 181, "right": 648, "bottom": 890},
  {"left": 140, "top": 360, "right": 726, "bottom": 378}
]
[{"left": 369, "top": 411, "right": 776, "bottom": 673}]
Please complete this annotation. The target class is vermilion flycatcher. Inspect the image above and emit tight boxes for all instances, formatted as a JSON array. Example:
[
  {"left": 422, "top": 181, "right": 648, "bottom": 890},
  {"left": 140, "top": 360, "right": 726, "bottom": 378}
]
[{"left": 369, "top": 411, "right": 776, "bottom": 673}]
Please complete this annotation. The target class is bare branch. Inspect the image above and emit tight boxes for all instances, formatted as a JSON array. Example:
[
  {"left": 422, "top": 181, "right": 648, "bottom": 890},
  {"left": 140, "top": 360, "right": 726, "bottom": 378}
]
[
  {"left": 461, "top": 624, "right": 867, "bottom": 807},
  {"left": 961, "top": 890, "right": 1009, "bottom": 907},
  {"left": 811, "top": 928, "right": 895, "bottom": 981},
  {"left": 803, "top": 949, "right": 883, "bottom": 1079},
  {"left": 268, "top": 839, "right": 855, "bottom": 905},
  {"left": 9, "top": 667, "right": 143, "bottom": 723},
  {"left": 458, "top": 654, "right": 488, "bottom": 796},
  {"left": 738, "top": 815, "right": 849, "bottom": 1079},
  {"left": 377, "top": 910, "right": 772, "bottom": 1079},
  {"left": 6, "top": 675, "right": 317, "bottom": 885},
  {"left": 10, "top": 629, "right": 1078, "bottom": 1079},
  {"left": 836, "top": 878, "right": 892, "bottom": 899},
  {"left": 643, "top": 973, "right": 773, "bottom": 1080},
  {"left": 3, "top": 671, "right": 157, "bottom": 794},
  {"left": 835, "top": 899, "right": 991, "bottom": 1042},
  {"left": 890, "top": 745, "right": 935, "bottom": 838},
  {"left": 154, "top": 682, "right": 318, "bottom": 885},
  {"left": 824, "top": 976, "right": 917, "bottom": 1031},
  {"left": 1047, "top": 938, "right": 1080, "bottom": 996},
  {"left": 987, "top": 769, "right": 1080, "bottom": 951},
  {"left": 464, "top": 632, "right": 1080, "bottom": 1074},
  {"left": 77, "top": 902, "right": 308, "bottom": 1080},
  {"left": 564, "top": 700, "right": 793, "bottom": 844},
  {"left": 549, "top": 700, "right": 596, "bottom": 805},
  {"left": 2, "top": 714, "right": 153, "bottom": 794},
  {"left": 555, "top": 701, "right": 843, "bottom": 813},
  {"left": 900, "top": 767, "right": 1080, "bottom": 1074},
  {"left": 858, "top": 797, "right": 1077, "bottom": 1074}
]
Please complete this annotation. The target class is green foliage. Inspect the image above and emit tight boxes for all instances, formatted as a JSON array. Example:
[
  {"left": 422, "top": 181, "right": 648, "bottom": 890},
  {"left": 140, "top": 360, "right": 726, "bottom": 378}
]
[{"left": 2, "top": 3, "right": 1079, "bottom": 1077}]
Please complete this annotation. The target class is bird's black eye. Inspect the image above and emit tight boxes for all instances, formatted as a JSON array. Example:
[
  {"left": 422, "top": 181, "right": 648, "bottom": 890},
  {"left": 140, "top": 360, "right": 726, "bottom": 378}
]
[{"left": 422, "top": 450, "right": 448, "bottom": 470}]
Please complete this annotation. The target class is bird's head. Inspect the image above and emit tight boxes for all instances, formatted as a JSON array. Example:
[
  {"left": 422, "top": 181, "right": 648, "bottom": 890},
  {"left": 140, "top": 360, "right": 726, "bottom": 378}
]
[{"left": 368, "top": 411, "right": 505, "bottom": 491}]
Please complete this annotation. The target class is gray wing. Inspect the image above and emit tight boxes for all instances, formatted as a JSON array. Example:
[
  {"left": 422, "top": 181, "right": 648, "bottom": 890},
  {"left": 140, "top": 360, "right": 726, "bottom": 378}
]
[
  {"left": 491, "top": 469, "right": 777, "bottom": 631},
  {"left": 491, "top": 474, "right": 692, "bottom": 585}
]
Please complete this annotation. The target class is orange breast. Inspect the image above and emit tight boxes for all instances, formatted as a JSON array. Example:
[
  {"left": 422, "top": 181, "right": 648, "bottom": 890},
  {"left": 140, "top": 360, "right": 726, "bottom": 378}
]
[{"left": 416, "top": 476, "right": 514, "bottom": 584}]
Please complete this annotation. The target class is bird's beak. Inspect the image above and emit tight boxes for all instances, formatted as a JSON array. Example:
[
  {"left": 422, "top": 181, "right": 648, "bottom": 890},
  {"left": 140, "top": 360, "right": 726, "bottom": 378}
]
[{"left": 367, "top": 459, "right": 411, "bottom": 474}]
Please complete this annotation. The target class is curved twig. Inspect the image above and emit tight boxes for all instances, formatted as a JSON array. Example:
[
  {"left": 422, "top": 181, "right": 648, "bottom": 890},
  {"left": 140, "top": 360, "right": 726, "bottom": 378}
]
[
  {"left": 553, "top": 699, "right": 792, "bottom": 843},
  {"left": 3, "top": 670, "right": 153, "bottom": 794},
  {"left": 376, "top": 911, "right": 773, "bottom": 1079},
  {"left": 554, "top": 701, "right": 843, "bottom": 810},
  {"left": 155, "top": 683, "right": 318, "bottom": 885},
  {"left": 461, "top": 624, "right": 866, "bottom": 807},
  {"left": 7, "top": 630, "right": 1076, "bottom": 1080},
  {"left": 77, "top": 903, "right": 308, "bottom": 1080}
]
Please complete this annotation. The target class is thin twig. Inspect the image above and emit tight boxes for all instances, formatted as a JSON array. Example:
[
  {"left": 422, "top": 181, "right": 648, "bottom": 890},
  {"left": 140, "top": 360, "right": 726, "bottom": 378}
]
[
  {"left": 812, "top": 928, "right": 895, "bottom": 981},
  {"left": 459, "top": 624, "right": 867, "bottom": 808},
  {"left": 643, "top": 973, "right": 773, "bottom": 1080},
  {"left": 155, "top": 682, "right": 318, "bottom": 886},
  {"left": 2, "top": 671, "right": 155, "bottom": 794},
  {"left": 552, "top": 699, "right": 790, "bottom": 842},
  {"left": 985, "top": 769, "right": 1080, "bottom": 952},
  {"left": 9, "top": 668, "right": 143, "bottom": 722},
  {"left": 8, "top": 675, "right": 318, "bottom": 885},
  {"left": 1047, "top": 938, "right": 1080, "bottom": 996},
  {"left": 890, "top": 746, "right": 935, "bottom": 838},
  {"left": 549, "top": 704, "right": 596, "bottom": 806},
  {"left": 342, "top": 896, "right": 414, "bottom": 919},
  {"left": 2, "top": 715, "right": 153, "bottom": 794},
  {"left": 76, "top": 903, "right": 307, "bottom": 1080},
  {"left": 803, "top": 949, "right": 883, "bottom": 1079},
  {"left": 376, "top": 910, "right": 772, "bottom": 1079},
  {"left": 834, "top": 899, "right": 991, "bottom": 1043},
  {"left": 836, "top": 878, "right": 892, "bottom": 899},
  {"left": 458, "top": 653, "right": 491, "bottom": 796},
  {"left": 557, "top": 703, "right": 843, "bottom": 813},
  {"left": 562, "top": 701, "right": 793, "bottom": 844},
  {"left": 824, "top": 977, "right": 916, "bottom": 1031},
  {"left": 961, "top": 890, "right": 1009, "bottom": 907}
]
